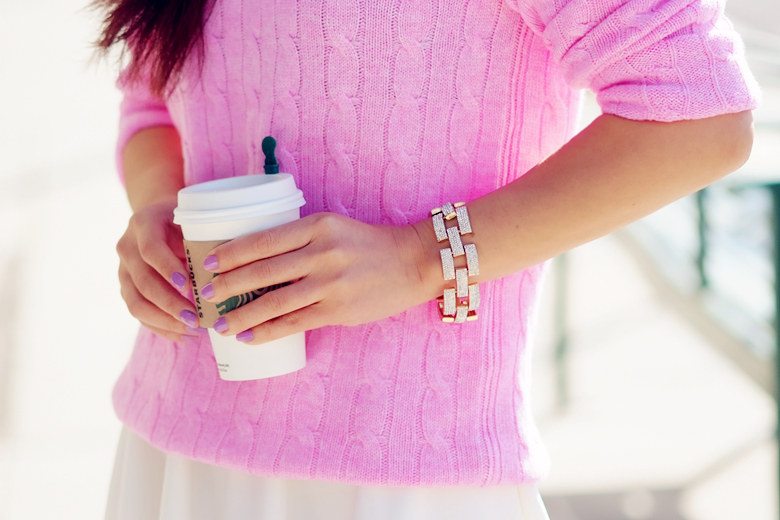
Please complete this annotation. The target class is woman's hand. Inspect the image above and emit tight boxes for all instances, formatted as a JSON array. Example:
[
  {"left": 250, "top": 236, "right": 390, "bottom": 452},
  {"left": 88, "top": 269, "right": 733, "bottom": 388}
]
[
  {"left": 199, "top": 212, "right": 442, "bottom": 345},
  {"left": 116, "top": 198, "right": 202, "bottom": 342}
]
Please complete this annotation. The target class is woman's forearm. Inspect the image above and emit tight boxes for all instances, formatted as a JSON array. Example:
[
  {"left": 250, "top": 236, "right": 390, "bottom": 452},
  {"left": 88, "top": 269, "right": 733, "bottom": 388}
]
[
  {"left": 122, "top": 125, "right": 185, "bottom": 212},
  {"left": 410, "top": 110, "right": 755, "bottom": 300}
]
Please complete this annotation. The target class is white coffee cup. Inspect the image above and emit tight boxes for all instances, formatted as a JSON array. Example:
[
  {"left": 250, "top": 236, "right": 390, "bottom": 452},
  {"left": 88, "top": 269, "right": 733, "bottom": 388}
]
[{"left": 172, "top": 173, "right": 307, "bottom": 381}]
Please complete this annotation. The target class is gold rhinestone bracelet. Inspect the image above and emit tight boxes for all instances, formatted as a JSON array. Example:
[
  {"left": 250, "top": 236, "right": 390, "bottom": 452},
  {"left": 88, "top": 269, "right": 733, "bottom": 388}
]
[{"left": 430, "top": 201, "right": 479, "bottom": 323}]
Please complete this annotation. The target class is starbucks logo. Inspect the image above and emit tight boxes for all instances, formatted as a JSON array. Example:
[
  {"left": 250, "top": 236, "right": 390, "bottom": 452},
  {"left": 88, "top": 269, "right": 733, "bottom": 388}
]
[{"left": 215, "top": 281, "right": 291, "bottom": 315}]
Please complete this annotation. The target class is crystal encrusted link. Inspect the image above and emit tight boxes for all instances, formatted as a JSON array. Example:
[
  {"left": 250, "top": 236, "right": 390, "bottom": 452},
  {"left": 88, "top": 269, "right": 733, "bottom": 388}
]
[
  {"left": 455, "top": 267, "right": 468, "bottom": 298},
  {"left": 432, "top": 212, "right": 448, "bottom": 242},
  {"left": 455, "top": 204, "right": 472, "bottom": 234},
  {"left": 440, "top": 248, "right": 455, "bottom": 280},
  {"left": 442, "top": 288, "right": 456, "bottom": 315},
  {"left": 454, "top": 305, "right": 468, "bottom": 323},
  {"left": 441, "top": 202, "right": 456, "bottom": 220},
  {"left": 467, "top": 283, "right": 480, "bottom": 311},
  {"left": 447, "top": 226, "right": 465, "bottom": 256},
  {"left": 464, "top": 243, "right": 479, "bottom": 276}
]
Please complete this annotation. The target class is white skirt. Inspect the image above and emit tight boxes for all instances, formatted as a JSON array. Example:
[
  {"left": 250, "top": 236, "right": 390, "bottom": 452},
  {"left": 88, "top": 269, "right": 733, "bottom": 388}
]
[{"left": 105, "top": 426, "right": 551, "bottom": 520}]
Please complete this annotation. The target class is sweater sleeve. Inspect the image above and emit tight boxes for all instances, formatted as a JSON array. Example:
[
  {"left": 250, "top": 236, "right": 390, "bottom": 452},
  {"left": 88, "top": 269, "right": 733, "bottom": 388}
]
[
  {"left": 507, "top": 0, "right": 762, "bottom": 122},
  {"left": 114, "top": 63, "right": 175, "bottom": 188}
]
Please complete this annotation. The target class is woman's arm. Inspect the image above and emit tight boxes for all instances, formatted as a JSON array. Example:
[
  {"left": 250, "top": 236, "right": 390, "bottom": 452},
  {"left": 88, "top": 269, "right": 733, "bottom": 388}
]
[
  {"left": 409, "top": 109, "right": 755, "bottom": 300},
  {"left": 194, "top": 108, "right": 755, "bottom": 343},
  {"left": 115, "top": 124, "right": 202, "bottom": 341},
  {"left": 404, "top": 0, "right": 763, "bottom": 304},
  {"left": 122, "top": 125, "right": 184, "bottom": 212}
]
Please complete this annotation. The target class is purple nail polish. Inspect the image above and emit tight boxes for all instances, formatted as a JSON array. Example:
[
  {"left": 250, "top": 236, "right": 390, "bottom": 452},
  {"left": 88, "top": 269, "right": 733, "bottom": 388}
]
[
  {"left": 214, "top": 316, "right": 228, "bottom": 333},
  {"left": 201, "top": 282, "right": 215, "bottom": 299},
  {"left": 179, "top": 309, "right": 198, "bottom": 328},
  {"left": 204, "top": 255, "right": 219, "bottom": 271},
  {"left": 236, "top": 329, "right": 254, "bottom": 342},
  {"left": 171, "top": 271, "right": 187, "bottom": 289}
]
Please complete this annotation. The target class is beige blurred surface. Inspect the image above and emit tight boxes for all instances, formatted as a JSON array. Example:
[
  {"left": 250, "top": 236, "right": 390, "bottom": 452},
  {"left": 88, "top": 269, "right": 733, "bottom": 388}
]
[{"left": 533, "top": 229, "right": 775, "bottom": 519}]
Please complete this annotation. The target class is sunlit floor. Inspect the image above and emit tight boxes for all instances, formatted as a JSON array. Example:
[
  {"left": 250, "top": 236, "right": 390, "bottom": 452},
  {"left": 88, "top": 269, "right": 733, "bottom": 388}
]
[{"left": 533, "top": 229, "right": 775, "bottom": 520}]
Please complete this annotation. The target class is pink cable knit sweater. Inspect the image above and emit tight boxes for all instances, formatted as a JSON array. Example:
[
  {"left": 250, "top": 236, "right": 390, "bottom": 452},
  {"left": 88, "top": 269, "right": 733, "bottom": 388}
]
[{"left": 111, "top": 0, "right": 761, "bottom": 486}]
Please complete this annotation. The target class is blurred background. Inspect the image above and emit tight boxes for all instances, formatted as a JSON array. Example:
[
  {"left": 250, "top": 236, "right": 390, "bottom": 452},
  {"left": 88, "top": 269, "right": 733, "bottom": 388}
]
[{"left": 0, "top": 1, "right": 778, "bottom": 519}]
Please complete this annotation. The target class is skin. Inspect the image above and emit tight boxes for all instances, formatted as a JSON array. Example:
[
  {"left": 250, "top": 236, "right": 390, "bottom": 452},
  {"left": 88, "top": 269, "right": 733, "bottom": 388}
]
[
  {"left": 116, "top": 110, "right": 754, "bottom": 345},
  {"left": 116, "top": 125, "right": 199, "bottom": 342}
]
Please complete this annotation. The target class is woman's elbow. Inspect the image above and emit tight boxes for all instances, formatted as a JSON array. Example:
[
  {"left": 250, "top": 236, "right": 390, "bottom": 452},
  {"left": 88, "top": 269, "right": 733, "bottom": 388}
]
[{"left": 717, "top": 109, "right": 755, "bottom": 175}]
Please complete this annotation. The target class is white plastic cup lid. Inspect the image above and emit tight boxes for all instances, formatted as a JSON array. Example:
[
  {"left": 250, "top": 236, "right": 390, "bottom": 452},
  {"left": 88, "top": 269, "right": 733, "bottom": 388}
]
[{"left": 173, "top": 173, "right": 305, "bottom": 226}]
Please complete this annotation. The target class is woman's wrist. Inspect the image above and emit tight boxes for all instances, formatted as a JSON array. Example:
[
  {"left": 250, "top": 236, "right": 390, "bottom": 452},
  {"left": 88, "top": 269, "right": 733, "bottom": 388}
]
[
  {"left": 129, "top": 190, "right": 180, "bottom": 213},
  {"left": 122, "top": 126, "right": 185, "bottom": 213},
  {"left": 399, "top": 218, "right": 454, "bottom": 304},
  {"left": 125, "top": 166, "right": 182, "bottom": 213}
]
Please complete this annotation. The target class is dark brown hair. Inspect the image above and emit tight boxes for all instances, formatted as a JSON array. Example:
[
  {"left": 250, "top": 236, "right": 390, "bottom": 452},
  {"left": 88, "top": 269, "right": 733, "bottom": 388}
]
[{"left": 89, "top": 0, "right": 216, "bottom": 97}]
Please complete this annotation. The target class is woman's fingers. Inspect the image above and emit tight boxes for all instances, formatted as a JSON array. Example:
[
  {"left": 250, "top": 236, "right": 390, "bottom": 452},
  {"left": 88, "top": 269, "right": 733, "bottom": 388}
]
[
  {"left": 122, "top": 239, "right": 201, "bottom": 328},
  {"left": 119, "top": 265, "right": 200, "bottom": 336},
  {"left": 145, "top": 323, "right": 202, "bottom": 343},
  {"left": 203, "top": 213, "right": 319, "bottom": 274},
  {"left": 131, "top": 211, "right": 190, "bottom": 293},
  {"left": 212, "top": 276, "right": 323, "bottom": 336},
  {"left": 166, "top": 221, "right": 188, "bottom": 263},
  {"left": 237, "top": 302, "right": 327, "bottom": 345},
  {"left": 202, "top": 247, "right": 312, "bottom": 304},
  {"left": 146, "top": 324, "right": 186, "bottom": 343}
]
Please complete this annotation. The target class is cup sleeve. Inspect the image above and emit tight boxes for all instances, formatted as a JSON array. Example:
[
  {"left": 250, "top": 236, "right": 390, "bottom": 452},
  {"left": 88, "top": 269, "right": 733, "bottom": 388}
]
[
  {"left": 114, "top": 63, "right": 175, "bottom": 188},
  {"left": 506, "top": 0, "right": 763, "bottom": 122}
]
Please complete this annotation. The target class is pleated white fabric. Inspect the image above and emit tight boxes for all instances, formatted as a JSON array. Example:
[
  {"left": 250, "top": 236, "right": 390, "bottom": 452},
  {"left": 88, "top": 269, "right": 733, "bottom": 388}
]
[{"left": 104, "top": 426, "right": 551, "bottom": 520}]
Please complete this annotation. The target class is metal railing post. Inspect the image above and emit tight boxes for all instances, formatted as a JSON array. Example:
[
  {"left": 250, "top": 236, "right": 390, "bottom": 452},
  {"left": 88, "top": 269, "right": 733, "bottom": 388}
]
[
  {"left": 696, "top": 188, "right": 710, "bottom": 291},
  {"left": 769, "top": 183, "right": 780, "bottom": 520},
  {"left": 554, "top": 252, "right": 569, "bottom": 411}
]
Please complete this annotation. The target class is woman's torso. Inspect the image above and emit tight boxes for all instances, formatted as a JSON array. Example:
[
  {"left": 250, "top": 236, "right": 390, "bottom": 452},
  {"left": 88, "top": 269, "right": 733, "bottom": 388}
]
[
  {"left": 165, "top": 0, "right": 581, "bottom": 222},
  {"left": 112, "top": 0, "right": 581, "bottom": 487}
]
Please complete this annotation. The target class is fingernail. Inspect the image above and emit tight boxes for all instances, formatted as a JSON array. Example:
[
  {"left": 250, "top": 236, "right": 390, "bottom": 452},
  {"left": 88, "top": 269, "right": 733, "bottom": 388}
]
[
  {"left": 179, "top": 309, "right": 198, "bottom": 328},
  {"left": 171, "top": 271, "right": 187, "bottom": 289},
  {"left": 236, "top": 329, "right": 254, "bottom": 342},
  {"left": 214, "top": 316, "right": 228, "bottom": 333},
  {"left": 201, "top": 282, "right": 215, "bottom": 299},
  {"left": 204, "top": 255, "right": 219, "bottom": 271}
]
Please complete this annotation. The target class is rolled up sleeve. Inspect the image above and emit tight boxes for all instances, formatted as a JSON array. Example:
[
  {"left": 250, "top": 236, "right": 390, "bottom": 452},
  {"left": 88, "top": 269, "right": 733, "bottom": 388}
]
[
  {"left": 114, "top": 63, "right": 175, "bottom": 188},
  {"left": 508, "top": 0, "right": 763, "bottom": 122}
]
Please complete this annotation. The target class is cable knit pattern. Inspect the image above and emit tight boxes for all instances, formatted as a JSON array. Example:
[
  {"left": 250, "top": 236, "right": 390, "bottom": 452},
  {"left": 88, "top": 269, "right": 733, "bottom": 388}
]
[
  {"left": 506, "top": 0, "right": 763, "bottom": 121},
  {"left": 111, "top": 0, "right": 760, "bottom": 486}
]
